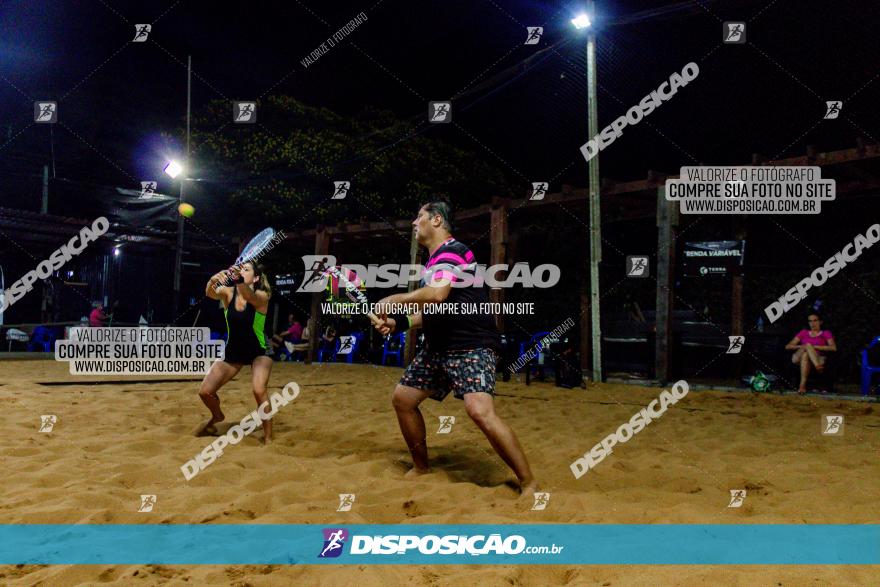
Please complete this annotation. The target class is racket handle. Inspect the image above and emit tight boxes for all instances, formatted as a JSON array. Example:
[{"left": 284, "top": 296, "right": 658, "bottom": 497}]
[
  {"left": 223, "top": 268, "right": 244, "bottom": 286},
  {"left": 367, "top": 312, "right": 382, "bottom": 326}
]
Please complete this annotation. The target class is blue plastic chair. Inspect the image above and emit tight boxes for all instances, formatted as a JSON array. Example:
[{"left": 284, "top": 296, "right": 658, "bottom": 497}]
[
  {"left": 517, "top": 331, "right": 561, "bottom": 384},
  {"left": 278, "top": 340, "right": 305, "bottom": 362},
  {"left": 339, "top": 332, "right": 364, "bottom": 363},
  {"left": 518, "top": 332, "right": 550, "bottom": 357},
  {"left": 319, "top": 333, "right": 363, "bottom": 363},
  {"left": 382, "top": 332, "right": 406, "bottom": 366},
  {"left": 317, "top": 339, "right": 336, "bottom": 363},
  {"left": 861, "top": 336, "right": 880, "bottom": 396},
  {"left": 28, "top": 326, "right": 56, "bottom": 352}
]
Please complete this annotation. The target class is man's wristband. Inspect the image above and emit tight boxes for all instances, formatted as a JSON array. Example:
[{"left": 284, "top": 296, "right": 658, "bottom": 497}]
[{"left": 388, "top": 314, "right": 410, "bottom": 331}]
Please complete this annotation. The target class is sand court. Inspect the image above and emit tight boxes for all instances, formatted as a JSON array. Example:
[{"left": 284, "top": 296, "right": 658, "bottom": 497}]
[{"left": 0, "top": 359, "right": 877, "bottom": 585}]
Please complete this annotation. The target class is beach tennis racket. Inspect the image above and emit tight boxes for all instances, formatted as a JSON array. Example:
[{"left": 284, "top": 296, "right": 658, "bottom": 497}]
[
  {"left": 324, "top": 265, "right": 382, "bottom": 327},
  {"left": 224, "top": 227, "right": 276, "bottom": 285},
  {"left": 237, "top": 227, "right": 276, "bottom": 265}
]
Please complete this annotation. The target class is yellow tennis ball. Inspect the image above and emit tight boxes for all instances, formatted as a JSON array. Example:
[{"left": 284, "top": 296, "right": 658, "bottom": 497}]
[{"left": 178, "top": 203, "right": 195, "bottom": 218}]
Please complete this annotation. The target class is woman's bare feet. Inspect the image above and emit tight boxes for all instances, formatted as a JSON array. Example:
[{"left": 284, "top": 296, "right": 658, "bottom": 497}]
[{"left": 194, "top": 413, "right": 224, "bottom": 436}]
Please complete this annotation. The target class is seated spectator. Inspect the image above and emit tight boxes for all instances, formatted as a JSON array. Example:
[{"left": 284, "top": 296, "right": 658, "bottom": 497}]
[
  {"left": 89, "top": 302, "right": 109, "bottom": 327},
  {"left": 283, "top": 325, "right": 312, "bottom": 360},
  {"left": 784, "top": 312, "right": 836, "bottom": 394},
  {"left": 270, "top": 313, "right": 304, "bottom": 353}
]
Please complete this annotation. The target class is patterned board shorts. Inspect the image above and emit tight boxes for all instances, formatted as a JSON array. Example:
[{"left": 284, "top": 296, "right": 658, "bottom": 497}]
[{"left": 400, "top": 347, "right": 497, "bottom": 401}]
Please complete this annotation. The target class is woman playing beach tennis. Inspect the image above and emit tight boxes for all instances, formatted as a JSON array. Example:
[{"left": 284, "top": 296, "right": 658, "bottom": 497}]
[{"left": 196, "top": 262, "right": 275, "bottom": 441}]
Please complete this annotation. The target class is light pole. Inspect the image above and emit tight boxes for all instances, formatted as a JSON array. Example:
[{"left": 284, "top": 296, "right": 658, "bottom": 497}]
[
  {"left": 165, "top": 158, "right": 185, "bottom": 322},
  {"left": 167, "top": 55, "right": 192, "bottom": 323},
  {"left": 573, "top": 6, "right": 602, "bottom": 382}
]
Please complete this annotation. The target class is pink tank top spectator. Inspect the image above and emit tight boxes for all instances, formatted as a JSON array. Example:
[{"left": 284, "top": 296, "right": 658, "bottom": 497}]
[
  {"left": 89, "top": 306, "right": 107, "bottom": 327},
  {"left": 286, "top": 322, "right": 303, "bottom": 342},
  {"left": 795, "top": 329, "right": 833, "bottom": 353}
]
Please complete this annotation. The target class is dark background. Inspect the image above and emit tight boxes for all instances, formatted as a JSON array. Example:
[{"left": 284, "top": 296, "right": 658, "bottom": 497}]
[{"left": 3, "top": 1, "right": 879, "bottom": 203}]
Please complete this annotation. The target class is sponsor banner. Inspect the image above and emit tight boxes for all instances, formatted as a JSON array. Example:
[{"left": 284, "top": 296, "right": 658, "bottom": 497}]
[
  {"left": 275, "top": 273, "right": 297, "bottom": 296},
  {"left": 682, "top": 240, "right": 746, "bottom": 276},
  {"left": 0, "top": 524, "right": 877, "bottom": 564}
]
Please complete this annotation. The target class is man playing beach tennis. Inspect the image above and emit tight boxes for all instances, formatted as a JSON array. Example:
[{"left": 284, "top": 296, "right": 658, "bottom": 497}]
[{"left": 374, "top": 199, "right": 538, "bottom": 497}]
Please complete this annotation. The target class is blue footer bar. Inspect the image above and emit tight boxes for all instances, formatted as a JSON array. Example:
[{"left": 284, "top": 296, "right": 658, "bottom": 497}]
[{"left": 1, "top": 524, "right": 877, "bottom": 565}]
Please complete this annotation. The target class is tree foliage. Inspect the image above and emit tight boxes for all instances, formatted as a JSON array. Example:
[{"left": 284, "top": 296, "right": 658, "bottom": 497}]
[{"left": 186, "top": 96, "right": 519, "bottom": 231}]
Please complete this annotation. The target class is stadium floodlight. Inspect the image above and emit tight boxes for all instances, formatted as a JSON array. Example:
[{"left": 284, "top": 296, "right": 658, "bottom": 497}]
[
  {"left": 571, "top": 14, "right": 592, "bottom": 29},
  {"left": 164, "top": 160, "right": 184, "bottom": 178}
]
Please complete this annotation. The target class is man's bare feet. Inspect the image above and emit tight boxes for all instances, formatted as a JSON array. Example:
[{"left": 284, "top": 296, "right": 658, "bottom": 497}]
[
  {"left": 404, "top": 467, "right": 431, "bottom": 479},
  {"left": 194, "top": 413, "right": 224, "bottom": 436}
]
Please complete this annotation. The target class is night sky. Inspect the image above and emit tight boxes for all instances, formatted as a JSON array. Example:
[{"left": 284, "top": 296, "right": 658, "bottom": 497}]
[{"left": 3, "top": 0, "right": 878, "bottom": 220}]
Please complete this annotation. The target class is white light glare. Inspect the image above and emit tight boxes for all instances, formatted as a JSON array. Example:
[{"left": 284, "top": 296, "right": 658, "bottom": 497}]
[
  {"left": 572, "top": 14, "right": 592, "bottom": 29},
  {"left": 164, "top": 160, "right": 183, "bottom": 178}
]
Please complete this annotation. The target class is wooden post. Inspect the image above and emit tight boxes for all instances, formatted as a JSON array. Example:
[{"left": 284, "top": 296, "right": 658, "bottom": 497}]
[
  {"left": 306, "top": 226, "right": 330, "bottom": 365},
  {"left": 489, "top": 200, "right": 509, "bottom": 332},
  {"left": 403, "top": 227, "right": 422, "bottom": 366},
  {"left": 506, "top": 232, "right": 519, "bottom": 263},
  {"left": 655, "top": 186, "right": 678, "bottom": 384}
]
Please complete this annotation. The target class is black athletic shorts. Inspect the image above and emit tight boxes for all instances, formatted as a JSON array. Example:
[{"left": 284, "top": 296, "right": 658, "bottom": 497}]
[
  {"left": 224, "top": 345, "right": 272, "bottom": 365},
  {"left": 399, "top": 348, "right": 497, "bottom": 401}
]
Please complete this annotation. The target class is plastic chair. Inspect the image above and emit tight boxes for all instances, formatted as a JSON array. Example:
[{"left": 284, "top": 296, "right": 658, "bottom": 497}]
[
  {"left": 382, "top": 332, "right": 406, "bottom": 366},
  {"left": 861, "top": 336, "right": 880, "bottom": 396},
  {"left": 28, "top": 326, "right": 56, "bottom": 352},
  {"left": 317, "top": 339, "right": 336, "bottom": 363},
  {"left": 319, "top": 333, "right": 362, "bottom": 363},
  {"left": 339, "top": 332, "right": 364, "bottom": 363},
  {"left": 517, "top": 331, "right": 560, "bottom": 384},
  {"left": 277, "top": 340, "right": 303, "bottom": 362},
  {"left": 518, "top": 332, "right": 551, "bottom": 358},
  {"left": 5, "top": 328, "right": 30, "bottom": 351}
]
